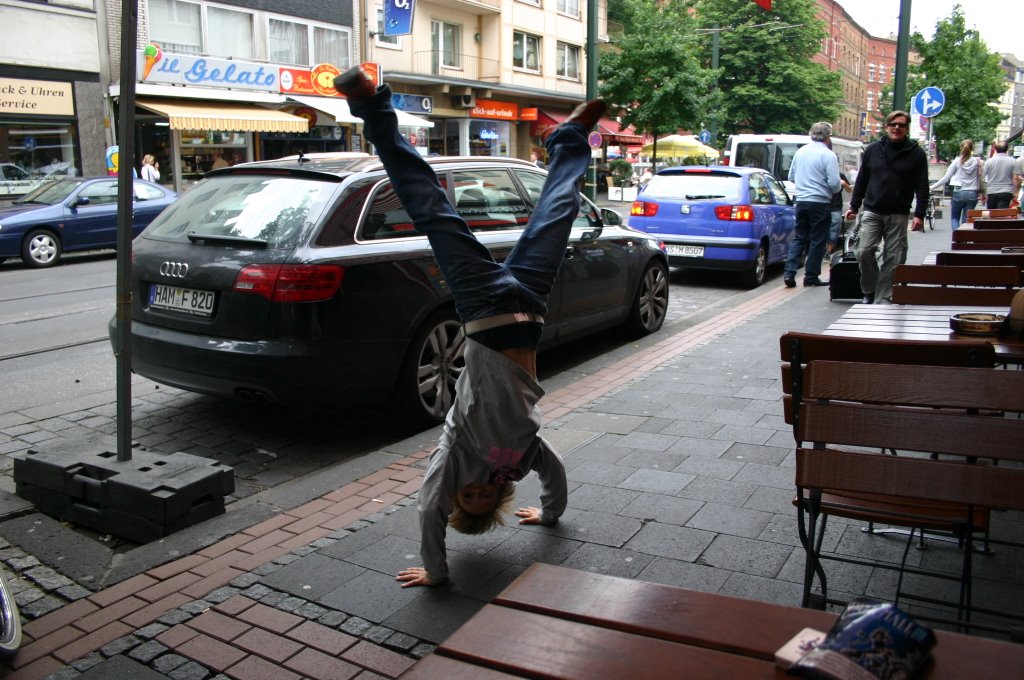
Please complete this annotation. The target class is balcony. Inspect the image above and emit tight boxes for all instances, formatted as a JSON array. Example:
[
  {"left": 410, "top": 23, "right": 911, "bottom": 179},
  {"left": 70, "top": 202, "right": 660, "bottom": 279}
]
[{"left": 413, "top": 51, "right": 501, "bottom": 83}]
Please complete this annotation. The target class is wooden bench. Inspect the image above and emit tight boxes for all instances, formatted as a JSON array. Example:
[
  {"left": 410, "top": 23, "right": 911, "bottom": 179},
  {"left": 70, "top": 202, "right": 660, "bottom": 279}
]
[
  {"left": 401, "top": 563, "right": 1024, "bottom": 678},
  {"left": 891, "top": 264, "right": 1021, "bottom": 305},
  {"left": 952, "top": 228, "right": 1024, "bottom": 250},
  {"left": 795, "top": 360, "right": 1024, "bottom": 631}
]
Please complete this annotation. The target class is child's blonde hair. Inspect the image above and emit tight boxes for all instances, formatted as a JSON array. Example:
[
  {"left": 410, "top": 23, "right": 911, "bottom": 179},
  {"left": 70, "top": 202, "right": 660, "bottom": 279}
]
[{"left": 448, "top": 482, "right": 515, "bottom": 534}]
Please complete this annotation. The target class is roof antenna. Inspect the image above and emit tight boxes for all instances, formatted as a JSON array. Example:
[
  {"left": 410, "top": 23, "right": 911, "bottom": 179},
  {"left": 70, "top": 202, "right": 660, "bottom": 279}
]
[{"left": 297, "top": 150, "right": 308, "bottom": 164}]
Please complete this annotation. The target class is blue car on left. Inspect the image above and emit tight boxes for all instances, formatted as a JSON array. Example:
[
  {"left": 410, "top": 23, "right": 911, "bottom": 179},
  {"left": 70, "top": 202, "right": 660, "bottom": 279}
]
[{"left": 0, "top": 177, "right": 177, "bottom": 268}]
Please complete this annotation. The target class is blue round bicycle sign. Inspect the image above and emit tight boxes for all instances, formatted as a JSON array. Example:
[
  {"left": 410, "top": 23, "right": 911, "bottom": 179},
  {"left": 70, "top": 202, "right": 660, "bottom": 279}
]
[{"left": 912, "top": 87, "right": 945, "bottom": 118}]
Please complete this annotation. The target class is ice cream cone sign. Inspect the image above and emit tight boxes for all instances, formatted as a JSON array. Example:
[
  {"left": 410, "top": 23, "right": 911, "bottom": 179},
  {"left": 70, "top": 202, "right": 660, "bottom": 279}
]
[{"left": 143, "top": 44, "right": 162, "bottom": 80}]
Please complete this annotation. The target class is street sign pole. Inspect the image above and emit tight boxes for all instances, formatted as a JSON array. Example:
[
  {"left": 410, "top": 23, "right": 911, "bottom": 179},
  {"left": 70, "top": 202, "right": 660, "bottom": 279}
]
[{"left": 585, "top": 0, "right": 598, "bottom": 201}]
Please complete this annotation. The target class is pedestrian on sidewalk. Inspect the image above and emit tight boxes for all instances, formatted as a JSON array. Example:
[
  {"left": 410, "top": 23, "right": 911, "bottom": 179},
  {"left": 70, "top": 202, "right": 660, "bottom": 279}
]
[
  {"left": 333, "top": 66, "right": 604, "bottom": 588},
  {"left": 782, "top": 122, "right": 841, "bottom": 288},
  {"left": 845, "top": 110, "right": 929, "bottom": 304},
  {"left": 929, "top": 138, "right": 983, "bottom": 228},
  {"left": 983, "top": 139, "right": 1017, "bottom": 210}
]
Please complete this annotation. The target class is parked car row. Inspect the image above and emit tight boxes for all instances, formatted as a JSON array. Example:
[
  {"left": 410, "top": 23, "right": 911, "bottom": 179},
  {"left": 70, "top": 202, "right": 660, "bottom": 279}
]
[{"left": 102, "top": 154, "right": 670, "bottom": 424}]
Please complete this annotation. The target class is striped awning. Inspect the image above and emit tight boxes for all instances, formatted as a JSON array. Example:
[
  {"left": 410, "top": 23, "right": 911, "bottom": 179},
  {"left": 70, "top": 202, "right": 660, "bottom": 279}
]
[{"left": 136, "top": 99, "right": 309, "bottom": 133}]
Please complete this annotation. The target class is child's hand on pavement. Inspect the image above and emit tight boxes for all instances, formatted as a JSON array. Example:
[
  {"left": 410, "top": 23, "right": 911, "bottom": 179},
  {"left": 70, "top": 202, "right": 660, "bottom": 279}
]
[
  {"left": 515, "top": 507, "right": 543, "bottom": 524},
  {"left": 396, "top": 567, "right": 435, "bottom": 588}
]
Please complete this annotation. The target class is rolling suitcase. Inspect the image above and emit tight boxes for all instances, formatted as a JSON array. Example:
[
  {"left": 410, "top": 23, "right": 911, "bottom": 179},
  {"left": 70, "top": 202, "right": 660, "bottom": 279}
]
[{"left": 828, "top": 250, "right": 861, "bottom": 301}]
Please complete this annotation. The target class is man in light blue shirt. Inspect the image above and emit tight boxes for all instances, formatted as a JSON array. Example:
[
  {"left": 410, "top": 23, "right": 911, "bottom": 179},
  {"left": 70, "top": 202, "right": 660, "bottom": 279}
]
[{"left": 783, "top": 122, "right": 841, "bottom": 287}]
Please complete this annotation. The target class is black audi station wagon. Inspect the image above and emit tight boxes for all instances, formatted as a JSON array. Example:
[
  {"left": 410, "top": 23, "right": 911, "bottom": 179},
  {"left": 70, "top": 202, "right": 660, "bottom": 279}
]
[{"left": 111, "top": 153, "right": 669, "bottom": 424}]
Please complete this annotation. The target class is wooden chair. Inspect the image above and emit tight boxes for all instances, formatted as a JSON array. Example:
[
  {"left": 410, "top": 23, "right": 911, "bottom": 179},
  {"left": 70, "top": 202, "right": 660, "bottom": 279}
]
[
  {"left": 966, "top": 207, "right": 1019, "bottom": 223},
  {"left": 779, "top": 332, "right": 995, "bottom": 434},
  {"left": 952, "top": 228, "right": 1024, "bottom": 250},
  {"left": 795, "top": 360, "right": 1024, "bottom": 633},
  {"left": 891, "top": 264, "right": 1021, "bottom": 305}
]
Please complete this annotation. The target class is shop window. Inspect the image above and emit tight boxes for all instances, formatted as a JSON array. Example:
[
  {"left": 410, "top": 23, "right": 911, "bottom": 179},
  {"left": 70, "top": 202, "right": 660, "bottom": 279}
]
[
  {"left": 0, "top": 120, "right": 79, "bottom": 197},
  {"left": 268, "top": 16, "right": 351, "bottom": 67},
  {"left": 557, "top": 0, "right": 579, "bottom": 18},
  {"left": 469, "top": 120, "right": 509, "bottom": 157},
  {"left": 556, "top": 42, "right": 580, "bottom": 80},
  {"left": 148, "top": 1, "right": 349, "bottom": 67},
  {"left": 452, "top": 170, "right": 528, "bottom": 231},
  {"left": 513, "top": 32, "right": 540, "bottom": 72},
  {"left": 315, "top": 26, "right": 350, "bottom": 69},
  {"left": 432, "top": 21, "right": 462, "bottom": 70},
  {"left": 149, "top": 0, "right": 202, "bottom": 54},
  {"left": 207, "top": 6, "right": 254, "bottom": 59},
  {"left": 375, "top": 8, "right": 400, "bottom": 48},
  {"left": 270, "top": 18, "right": 309, "bottom": 65}
]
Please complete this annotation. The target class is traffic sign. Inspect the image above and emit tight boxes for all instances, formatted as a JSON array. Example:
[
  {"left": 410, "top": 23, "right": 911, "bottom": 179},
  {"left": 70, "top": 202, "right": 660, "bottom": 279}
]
[
  {"left": 698, "top": 129, "right": 712, "bottom": 145},
  {"left": 912, "top": 87, "right": 945, "bottom": 118},
  {"left": 587, "top": 131, "right": 603, "bottom": 149}
]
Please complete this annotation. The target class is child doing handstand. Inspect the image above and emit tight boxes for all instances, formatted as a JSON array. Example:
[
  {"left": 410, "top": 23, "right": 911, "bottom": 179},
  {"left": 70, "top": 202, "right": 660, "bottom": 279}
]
[{"left": 334, "top": 67, "right": 606, "bottom": 588}]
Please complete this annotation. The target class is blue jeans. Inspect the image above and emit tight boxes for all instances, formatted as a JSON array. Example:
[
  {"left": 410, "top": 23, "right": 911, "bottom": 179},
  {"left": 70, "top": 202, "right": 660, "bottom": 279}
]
[
  {"left": 349, "top": 86, "right": 591, "bottom": 326},
  {"left": 784, "top": 201, "right": 831, "bottom": 281},
  {"left": 828, "top": 210, "right": 843, "bottom": 250},
  {"left": 949, "top": 189, "right": 979, "bottom": 230}
]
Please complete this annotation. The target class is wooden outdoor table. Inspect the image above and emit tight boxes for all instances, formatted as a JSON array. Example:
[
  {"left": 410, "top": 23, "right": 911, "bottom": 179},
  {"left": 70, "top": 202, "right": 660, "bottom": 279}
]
[
  {"left": 400, "top": 563, "right": 1024, "bottom": 679},
  {"left": 922, "top": 249, "right": 1008, "bottom": 264},
  {"left": 823, "top": 304, "right": 1023, "bottom": 363}
]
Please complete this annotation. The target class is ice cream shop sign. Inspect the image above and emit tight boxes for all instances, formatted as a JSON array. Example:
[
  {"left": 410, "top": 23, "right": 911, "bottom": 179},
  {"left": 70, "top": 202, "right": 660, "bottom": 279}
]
[{"left": 138, "top": 45, "right": 279, "bottom": 92}]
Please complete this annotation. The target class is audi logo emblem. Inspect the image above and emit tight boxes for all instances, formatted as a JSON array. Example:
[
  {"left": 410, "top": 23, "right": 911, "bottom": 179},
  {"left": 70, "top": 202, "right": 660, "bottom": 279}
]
[{"left": 160, "top": 261, "right": 189, "bottom": 278}]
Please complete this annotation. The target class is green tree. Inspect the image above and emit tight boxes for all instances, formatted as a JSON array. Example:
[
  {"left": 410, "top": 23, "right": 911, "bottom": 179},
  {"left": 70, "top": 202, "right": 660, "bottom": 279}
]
[
  {"left": 693, "top": 0, "right": 841, "bottom": 138},
  {"left": 598, "top": 0, "right": 713, "bottom": 156},
  {"left": 905, "top": 5, "right": 1005, "bottom": 160}
]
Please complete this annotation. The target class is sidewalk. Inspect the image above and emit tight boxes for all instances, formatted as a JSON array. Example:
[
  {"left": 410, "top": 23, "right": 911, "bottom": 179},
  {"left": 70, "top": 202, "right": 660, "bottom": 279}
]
[{"left": 5, "top": 225, "right": 1020, "bottom": 679}]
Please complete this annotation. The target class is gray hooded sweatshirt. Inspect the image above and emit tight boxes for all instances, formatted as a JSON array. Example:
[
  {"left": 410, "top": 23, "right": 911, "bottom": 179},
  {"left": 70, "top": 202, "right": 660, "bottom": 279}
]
[{"left": 417, "top": 339, "right": 567, "bottom": 584}]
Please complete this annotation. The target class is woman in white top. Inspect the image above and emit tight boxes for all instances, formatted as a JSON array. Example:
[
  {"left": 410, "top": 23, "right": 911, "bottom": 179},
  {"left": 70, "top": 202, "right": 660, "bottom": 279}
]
[
  {"left": 930, "top": 139, "right": 982, "bottom": 230},
  {"left": 140, "top": 154, "right": 160, "bottom": 183}
]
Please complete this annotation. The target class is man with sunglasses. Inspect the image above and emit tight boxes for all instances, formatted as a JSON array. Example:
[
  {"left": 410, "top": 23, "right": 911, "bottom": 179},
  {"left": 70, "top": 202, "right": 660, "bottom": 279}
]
[{"left": 845, "top": 110, "right": 929, "bottom": 304}]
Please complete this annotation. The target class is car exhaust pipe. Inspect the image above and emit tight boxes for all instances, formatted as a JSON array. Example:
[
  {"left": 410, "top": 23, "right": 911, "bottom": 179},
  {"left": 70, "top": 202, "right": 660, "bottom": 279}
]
[{"left": 235, "top": 388, "right": 271, "bottom": 404}]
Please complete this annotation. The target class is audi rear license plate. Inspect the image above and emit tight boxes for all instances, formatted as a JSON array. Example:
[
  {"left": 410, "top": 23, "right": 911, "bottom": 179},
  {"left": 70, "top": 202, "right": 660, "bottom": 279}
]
[
  {"left": 666, "top": 244, "right": 704, "bottom": 258},
  {"left": 148, "top": 283, "right": 215, "bottom": 317}
]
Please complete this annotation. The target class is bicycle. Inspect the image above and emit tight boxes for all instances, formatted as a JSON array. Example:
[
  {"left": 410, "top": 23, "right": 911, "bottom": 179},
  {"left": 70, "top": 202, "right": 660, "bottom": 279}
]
[
  {"left": 0, "top": 564, "right": 22, "bottom": 655},
  {"left": 923, "top": 192, "right": 940, "bottom": 231}
]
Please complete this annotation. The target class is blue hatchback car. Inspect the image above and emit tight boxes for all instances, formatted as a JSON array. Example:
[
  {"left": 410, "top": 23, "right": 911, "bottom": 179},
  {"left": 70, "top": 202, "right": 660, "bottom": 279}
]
[
  {"left": 628, "top": 166, "right": 795, "bottom": 287},
  {"left": 0, "top": 177, "right": 177, "bottom": 268}
]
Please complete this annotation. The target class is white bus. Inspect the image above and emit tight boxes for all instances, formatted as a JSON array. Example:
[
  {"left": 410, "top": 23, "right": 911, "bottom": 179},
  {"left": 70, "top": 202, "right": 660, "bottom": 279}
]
[{"left": 722, "top": 133, "right": 863, "bottom": 185}]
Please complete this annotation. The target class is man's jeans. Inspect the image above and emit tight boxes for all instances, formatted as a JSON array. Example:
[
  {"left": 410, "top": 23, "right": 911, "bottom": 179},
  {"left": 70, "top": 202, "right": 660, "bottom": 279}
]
[
  {"left": 828, "top": 210, "right": 843, "bottom": 250},
  {"left": 856, "top": 210, "right": 908, "bottom": 302},
  {"left": 949, "top": 189, "right": 979, "bottom": 230},
  {"left": 784, "top": 201, "right": 831, "bottom": 281},
  {"left": 348, "top": 85, "right": 591, "bottom": 325}
]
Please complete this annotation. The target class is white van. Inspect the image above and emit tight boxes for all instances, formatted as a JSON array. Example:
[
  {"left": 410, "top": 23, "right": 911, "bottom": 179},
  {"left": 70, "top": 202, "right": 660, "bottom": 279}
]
[{"left": 723, "top": 134, "right": 863, "bottom": 186}]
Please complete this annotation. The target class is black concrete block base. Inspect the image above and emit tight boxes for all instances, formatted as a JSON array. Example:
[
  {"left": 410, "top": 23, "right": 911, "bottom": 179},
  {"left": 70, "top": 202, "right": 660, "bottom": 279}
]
[{"left": 13, "top": 440, "right": 234, "bottom": 544}]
